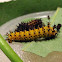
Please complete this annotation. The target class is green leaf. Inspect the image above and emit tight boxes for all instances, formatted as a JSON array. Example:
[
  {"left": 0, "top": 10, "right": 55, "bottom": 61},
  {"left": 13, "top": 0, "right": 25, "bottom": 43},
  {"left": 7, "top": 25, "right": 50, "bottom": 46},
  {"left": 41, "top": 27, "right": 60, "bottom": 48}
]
[{"left": 21, "top": 7, "right": 62, "bottom": 57}]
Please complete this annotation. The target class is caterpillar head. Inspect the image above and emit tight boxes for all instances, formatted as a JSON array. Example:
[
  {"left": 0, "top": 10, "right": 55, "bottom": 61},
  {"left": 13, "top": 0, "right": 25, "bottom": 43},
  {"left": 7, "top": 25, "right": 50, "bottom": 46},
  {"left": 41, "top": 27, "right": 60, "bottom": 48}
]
[
  {"left": 41, "top": 22, "right": 57, "bottom": 39},
  {"left": 47, "top": 15, "right": 62, "bottom": 32},
  {"left": 53, "top": 24, "right": 62, "bottom": 32},
  {"left": 42, "top": 26, "right": 57, "bottom": 39},
  {"left": 45, "top": 22, "right": 62, "bottom": 39}
]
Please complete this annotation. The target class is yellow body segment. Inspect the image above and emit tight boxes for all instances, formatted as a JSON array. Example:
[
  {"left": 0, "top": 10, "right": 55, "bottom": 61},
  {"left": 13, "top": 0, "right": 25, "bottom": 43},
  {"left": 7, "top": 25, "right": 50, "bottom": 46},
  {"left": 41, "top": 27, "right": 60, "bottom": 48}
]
[
  {"left": 29, "top": 29, "right": 35, "bottom": 40},
  {"left": 19, "top": 31, "right": 25, "bottom": 40},
  {"left": 7, "top": 26, "right": 57, "bottom": 43},
  {"left": 24, "top": 30, "right": 30, "bottom": 40},
  {"left": 34, "top": 29, "right": 39, "bottom": 38}
]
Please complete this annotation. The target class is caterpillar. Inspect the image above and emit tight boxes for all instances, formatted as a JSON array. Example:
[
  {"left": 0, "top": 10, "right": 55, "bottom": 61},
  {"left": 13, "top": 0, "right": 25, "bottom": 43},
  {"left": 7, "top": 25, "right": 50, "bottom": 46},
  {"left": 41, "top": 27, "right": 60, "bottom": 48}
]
[
  {"left": 6, "top": 22, "right": 61, "bottom": 43},
  {"left": 15, "top": 19, "right": 45, "bottom": 32}
]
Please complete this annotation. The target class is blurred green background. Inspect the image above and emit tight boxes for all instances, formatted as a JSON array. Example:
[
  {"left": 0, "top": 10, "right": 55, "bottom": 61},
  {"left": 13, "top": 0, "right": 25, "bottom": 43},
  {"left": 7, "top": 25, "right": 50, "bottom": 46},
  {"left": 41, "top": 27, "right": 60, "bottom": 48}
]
[{"left": 0, "top": 0, "right": 62, "bottom": 26}]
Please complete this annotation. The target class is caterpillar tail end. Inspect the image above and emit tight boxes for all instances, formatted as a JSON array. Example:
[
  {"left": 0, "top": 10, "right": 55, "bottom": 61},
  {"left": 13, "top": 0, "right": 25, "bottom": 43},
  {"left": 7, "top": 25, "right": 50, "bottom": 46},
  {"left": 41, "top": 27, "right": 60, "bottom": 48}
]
[{"left": 6, "top": 38, "right": 12, "bottom": 43}]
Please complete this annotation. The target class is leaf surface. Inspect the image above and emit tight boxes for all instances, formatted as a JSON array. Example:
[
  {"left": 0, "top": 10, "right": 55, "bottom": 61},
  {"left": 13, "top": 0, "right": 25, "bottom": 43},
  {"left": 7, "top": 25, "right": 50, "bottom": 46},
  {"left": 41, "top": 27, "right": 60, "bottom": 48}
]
[{"left": 22, "top": 7, "right": 62, "bottom": 57}]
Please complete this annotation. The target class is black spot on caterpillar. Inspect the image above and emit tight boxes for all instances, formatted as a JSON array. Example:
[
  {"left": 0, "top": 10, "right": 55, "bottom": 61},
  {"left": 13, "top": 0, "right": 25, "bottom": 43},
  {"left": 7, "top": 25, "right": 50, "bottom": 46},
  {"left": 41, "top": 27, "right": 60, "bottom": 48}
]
[
  {"left": 15, "top": 19, "right": 45, "bottom": 32},
  {"left": 6, "top": 22, "right": 61, "bottom": 43}
]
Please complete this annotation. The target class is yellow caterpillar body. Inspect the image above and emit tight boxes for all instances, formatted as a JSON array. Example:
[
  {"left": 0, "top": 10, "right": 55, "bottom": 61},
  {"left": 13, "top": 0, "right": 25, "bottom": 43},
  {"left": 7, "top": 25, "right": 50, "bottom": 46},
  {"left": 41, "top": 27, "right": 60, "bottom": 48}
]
[{"left": 7, "top": 24, "right": 57, "bottom": 43}]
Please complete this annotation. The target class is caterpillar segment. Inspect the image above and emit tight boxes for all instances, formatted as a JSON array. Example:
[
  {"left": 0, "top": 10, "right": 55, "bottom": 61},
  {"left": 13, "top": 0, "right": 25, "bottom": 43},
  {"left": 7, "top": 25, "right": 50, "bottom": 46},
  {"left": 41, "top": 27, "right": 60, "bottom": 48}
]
[
  {"left": 15, "top": 19, "right": 45, "bottom": 32},
  {"left": 6, "top": 22, "right": 58, "bottom": 43}
]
